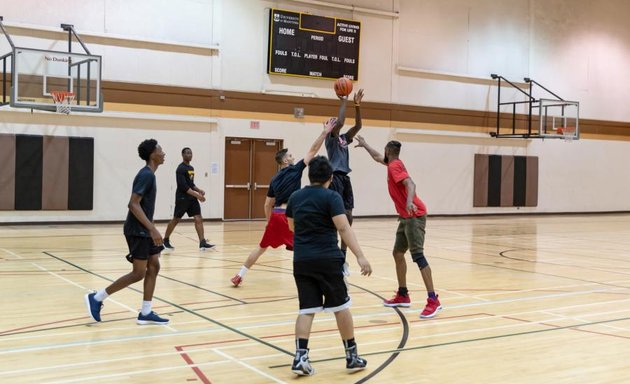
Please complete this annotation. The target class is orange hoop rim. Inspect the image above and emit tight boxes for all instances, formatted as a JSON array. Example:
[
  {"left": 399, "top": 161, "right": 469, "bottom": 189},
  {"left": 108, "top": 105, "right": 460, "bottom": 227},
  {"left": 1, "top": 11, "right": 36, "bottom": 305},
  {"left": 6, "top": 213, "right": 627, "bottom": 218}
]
[{"left": 51, "top": 91, "right": 75, "bottom": 102}]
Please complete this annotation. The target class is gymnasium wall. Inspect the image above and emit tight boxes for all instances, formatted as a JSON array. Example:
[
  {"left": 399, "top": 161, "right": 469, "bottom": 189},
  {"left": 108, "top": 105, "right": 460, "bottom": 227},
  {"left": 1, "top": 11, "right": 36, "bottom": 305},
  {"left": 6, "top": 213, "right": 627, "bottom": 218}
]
[{"left": 0, "top": 0, "right": 629, "bottom": 223}]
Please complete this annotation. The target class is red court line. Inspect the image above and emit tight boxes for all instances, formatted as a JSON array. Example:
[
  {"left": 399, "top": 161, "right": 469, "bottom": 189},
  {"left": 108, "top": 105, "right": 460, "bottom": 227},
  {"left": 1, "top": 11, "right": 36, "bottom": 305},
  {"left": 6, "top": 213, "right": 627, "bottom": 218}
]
[{"left": 176, "top": 346, "right": 212, "bottom": 384}]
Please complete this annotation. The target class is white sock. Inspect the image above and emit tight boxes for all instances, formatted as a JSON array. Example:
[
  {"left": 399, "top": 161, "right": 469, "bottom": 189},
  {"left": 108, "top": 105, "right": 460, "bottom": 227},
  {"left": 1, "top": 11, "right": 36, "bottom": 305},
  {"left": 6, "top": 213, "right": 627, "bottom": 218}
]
[
  {"left": 239, "top": 266, "right": 249, "bottom": 277},
  {"left": 94, "top": 289, "right": 109, "bottom": 302},
  {"left": 141, "top": 301, "right": 152, "bottom": 316}
]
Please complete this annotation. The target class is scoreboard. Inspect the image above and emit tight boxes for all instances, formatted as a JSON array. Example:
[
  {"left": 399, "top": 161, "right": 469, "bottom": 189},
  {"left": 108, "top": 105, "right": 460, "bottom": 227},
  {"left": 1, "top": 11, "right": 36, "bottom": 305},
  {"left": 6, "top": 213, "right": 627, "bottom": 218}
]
[{"left": 267, "top": 9, "right": 361, "bottom": 80}]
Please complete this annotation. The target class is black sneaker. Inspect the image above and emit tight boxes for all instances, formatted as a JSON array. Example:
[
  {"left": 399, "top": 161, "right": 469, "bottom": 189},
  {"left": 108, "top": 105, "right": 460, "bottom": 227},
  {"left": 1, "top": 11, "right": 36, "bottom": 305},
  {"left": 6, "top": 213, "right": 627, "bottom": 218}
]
[
  {"left": 125, "top": 253, "right": 133, "bottom": 263},
  {"left": 163, "top": 239, "right": 174, "bottom": 251},
  {"left": 199, "top": 240, "right": 215, "bottom": 251},
  {"left": 345, "top": 346, "right": 367, "bottom": 371},
  {"left": 291, "top": 349, "right": 315, "bottom": 376}
]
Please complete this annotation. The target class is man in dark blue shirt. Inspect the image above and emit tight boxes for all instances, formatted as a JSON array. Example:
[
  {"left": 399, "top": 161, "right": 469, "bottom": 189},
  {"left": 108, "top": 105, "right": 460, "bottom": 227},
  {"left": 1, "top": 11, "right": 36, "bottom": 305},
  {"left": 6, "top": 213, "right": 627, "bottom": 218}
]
[
  {"left": 326, "top": 89, "right": 364, "bottom": 255},
  {"left": 85, "top": 139, "right": 170, "bottom": 325},
  {"left": 286, "top": 156, "right": 372, "bottom": 376},
  {"left": 163, "top": 147, "right": 214, "bottom": 251},
  {"left": 231, "top": 119, "right": 336, "bottom": 287}
]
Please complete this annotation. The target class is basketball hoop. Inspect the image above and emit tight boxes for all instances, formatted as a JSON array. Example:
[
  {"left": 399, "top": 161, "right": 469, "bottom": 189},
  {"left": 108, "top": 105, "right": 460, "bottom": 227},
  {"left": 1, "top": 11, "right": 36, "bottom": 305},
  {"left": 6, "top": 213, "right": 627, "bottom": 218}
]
[
  {"left": 558, "top": 126, "right": 576, "bottom": 142},
  {"left": 50, "top": 91, "right": 75, "bottom": 114}
]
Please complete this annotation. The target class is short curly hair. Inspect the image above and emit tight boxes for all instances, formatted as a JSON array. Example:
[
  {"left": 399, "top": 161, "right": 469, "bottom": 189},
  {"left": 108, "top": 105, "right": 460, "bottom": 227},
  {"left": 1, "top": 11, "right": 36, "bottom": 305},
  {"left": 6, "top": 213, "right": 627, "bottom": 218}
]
[{"left": 138, "top": 139, "right": 158, "bottom": 161}]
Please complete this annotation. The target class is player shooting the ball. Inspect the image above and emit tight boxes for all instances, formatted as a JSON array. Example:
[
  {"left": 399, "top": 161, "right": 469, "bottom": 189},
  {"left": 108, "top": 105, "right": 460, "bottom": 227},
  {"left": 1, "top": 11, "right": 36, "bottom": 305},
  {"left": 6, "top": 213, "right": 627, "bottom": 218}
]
[{"left": 326, "top": 80, "right": 364, "bottom": 258}]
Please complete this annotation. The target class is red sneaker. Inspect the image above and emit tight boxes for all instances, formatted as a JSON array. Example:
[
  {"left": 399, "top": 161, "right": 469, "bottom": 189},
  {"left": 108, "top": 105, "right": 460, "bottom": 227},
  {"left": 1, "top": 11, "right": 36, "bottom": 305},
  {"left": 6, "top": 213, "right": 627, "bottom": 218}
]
[
  {"left": 230, "top": 275, "right": 242, "bottom": 287},
  {"left": 383, "top": 292, "right": 411, "bottom": 307},
  {"left": 420, "top": 296, "right": 442, "bottom": 318}
]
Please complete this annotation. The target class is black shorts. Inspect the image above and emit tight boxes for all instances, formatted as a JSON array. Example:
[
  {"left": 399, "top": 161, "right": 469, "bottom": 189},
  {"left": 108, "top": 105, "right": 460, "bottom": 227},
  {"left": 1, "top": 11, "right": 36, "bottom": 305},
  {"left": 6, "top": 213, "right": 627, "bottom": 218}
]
[
  {"left": 174, "top": 198, "right": 201, "bottom": 218},
  {"left": 125, "top": 235, "right": 163, "bottom": 261},
  {"left": 293, "top": 259, "right": 351, "bottom": 314},
  {"left": 329, "top": 172, "right": 354, "bottom": 210}
]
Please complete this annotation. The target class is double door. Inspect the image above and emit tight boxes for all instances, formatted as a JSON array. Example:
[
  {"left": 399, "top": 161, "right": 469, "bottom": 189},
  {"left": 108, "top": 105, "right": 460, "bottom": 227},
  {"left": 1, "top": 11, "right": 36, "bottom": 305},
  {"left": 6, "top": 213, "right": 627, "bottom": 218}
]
[{"left": 224, "top": 137, "right": 282, "bottom": 220}]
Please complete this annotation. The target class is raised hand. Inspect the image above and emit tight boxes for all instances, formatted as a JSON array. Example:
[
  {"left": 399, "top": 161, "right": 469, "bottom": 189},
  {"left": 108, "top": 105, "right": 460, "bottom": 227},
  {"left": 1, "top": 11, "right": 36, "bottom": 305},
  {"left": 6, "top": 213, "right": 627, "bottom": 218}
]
[
  {"left": 324, "top": 117, "right": 337, "bottom": 133},
  {"left": 354, "top": 134, "right": 367, "bottom": 148},
  {"left": 353, "top": 89, "right": 364, "bottom": 105}
]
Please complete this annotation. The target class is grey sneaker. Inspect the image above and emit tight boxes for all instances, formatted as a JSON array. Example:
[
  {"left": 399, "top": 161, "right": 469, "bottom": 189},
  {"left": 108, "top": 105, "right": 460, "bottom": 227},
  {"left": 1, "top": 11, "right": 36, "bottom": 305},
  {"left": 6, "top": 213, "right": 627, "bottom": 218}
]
[
  {"left": 291, "top": 349, "right": 315, "bottom": 376},
  {"left": 345, "top": 346, "right": 367, "bottom": 370}
]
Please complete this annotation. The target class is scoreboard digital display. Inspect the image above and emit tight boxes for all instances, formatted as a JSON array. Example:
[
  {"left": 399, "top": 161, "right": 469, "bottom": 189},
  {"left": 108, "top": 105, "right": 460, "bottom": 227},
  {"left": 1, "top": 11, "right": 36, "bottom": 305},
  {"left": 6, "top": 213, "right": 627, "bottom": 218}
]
[{"left": 268, "top": 9, "right": 361, "bottom": 80}]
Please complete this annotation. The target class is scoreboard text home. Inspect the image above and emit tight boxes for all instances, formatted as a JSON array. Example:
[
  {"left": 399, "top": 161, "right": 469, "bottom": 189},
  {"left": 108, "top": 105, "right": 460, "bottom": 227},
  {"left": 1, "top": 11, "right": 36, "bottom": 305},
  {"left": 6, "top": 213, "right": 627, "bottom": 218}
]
[{"left": 267, "top": 9, "right": 361, "bottom": 80}]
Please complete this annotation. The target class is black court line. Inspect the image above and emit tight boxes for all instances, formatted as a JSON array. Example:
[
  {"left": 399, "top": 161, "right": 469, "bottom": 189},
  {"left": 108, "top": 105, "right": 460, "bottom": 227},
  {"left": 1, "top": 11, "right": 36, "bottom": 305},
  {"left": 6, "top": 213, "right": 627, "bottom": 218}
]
[
  {"left": 158, "top": 274, "right": 247, "bottom": 304},
  {"left": 0, "top": 297, "right": 298, "bottom": 337},
  {"left": 270, "top": 315, "right": 630, "bottom": 369},
  {"left": 42, "top": 251, "right": 293, "bottom": 357},
  {"left": 347, "top": 283, "right": 409, "bottom": 384},
  {"left": 243, "top": 260, "right": 411, "bottom": 384}
]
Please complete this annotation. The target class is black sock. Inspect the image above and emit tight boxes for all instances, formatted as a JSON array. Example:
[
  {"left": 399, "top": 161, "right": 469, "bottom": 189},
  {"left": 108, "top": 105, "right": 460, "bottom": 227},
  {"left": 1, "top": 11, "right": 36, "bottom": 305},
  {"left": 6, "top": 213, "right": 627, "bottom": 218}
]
[
  {"left": 398, "top": 287, "right": 409, "bottom": 297},
  {"left": 344, "top": 338, "right": 357, "bottom": 357},
  {"left": 296, "top": 338, "right": 309, "bottom": 350}
]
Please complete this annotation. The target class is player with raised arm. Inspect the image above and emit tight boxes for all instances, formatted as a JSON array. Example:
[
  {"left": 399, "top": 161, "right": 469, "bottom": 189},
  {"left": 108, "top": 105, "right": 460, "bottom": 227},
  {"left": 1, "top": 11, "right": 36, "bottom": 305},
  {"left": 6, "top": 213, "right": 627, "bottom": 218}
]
[
  {"left": 326, "top": 89, "right": 364, "bottom": 255},
  {"left": 230, "top": 118, "right": 336, "bottom": 287},
  {"left": 354, "top": 136, "right": 442, "bottom": 318}
]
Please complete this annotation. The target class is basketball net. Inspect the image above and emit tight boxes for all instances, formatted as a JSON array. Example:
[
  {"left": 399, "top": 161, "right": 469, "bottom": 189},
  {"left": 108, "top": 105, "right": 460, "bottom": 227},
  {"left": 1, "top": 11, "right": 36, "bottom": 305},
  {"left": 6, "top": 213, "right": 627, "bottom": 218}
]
[
  {"left": 560, "top": 126, "right": 576, "bottom": 142},
  {"left": 50, "top": 91, "right": 75, "bottom": 115}
]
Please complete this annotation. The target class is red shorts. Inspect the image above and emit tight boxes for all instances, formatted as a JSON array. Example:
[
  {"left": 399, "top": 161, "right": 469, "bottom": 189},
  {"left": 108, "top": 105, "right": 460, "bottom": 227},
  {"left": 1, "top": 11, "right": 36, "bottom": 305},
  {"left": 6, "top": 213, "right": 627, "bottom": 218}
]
[{"left": 259, "top": 210, "right": 294, "bottom": 250}]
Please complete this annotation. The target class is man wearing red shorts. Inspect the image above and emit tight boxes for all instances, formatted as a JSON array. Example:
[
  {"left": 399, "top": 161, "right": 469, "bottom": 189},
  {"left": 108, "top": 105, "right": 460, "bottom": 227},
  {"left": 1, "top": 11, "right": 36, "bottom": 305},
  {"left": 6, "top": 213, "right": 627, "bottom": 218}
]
[{"left": 231, "top": 118, "right": 335, "bottom": 286}]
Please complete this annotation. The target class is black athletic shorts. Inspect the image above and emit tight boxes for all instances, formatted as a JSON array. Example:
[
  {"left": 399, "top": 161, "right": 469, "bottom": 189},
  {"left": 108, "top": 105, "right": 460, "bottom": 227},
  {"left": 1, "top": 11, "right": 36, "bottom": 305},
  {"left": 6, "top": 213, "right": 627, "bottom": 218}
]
[
  {"left": 293, "top": 259, "right": 351, "bottom": 314},
  {"left": 329, "top": 172, "right": 354, "bottom": 210},
  {"left": 125, "top": 235, "right": 163, "bottom": 261},
  {"left": 173, "top": 198, "right": 201, "bottom": 218}
]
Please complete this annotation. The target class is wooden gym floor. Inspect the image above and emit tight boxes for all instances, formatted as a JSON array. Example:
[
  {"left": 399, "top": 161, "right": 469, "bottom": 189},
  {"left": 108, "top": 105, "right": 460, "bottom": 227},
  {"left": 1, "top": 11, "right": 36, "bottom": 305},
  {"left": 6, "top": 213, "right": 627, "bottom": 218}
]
[{"left": 1, "top": 214, "right": 629, "bottom": 383}]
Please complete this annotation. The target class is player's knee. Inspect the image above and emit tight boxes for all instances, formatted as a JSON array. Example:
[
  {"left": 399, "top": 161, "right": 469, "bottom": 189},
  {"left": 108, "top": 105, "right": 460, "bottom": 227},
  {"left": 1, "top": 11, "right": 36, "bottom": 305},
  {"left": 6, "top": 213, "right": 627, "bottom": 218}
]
[
  {"left": 130, "top": 269, "right": 146, "bottom": 282},
  {"left": 392, "top": 250, "right": 405, "bottom": 262},
  {"left": 412, "top": 252, "right": 429, "bottom": 269}
]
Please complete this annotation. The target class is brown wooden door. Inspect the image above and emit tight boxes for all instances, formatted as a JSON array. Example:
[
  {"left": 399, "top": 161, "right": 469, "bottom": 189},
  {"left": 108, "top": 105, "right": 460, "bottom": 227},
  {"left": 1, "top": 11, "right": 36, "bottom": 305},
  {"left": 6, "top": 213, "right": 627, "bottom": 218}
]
[
  {"left": 252, "top": 139, "right": 281, "bottom": 219},
  {"left": 224, "top": 137, "right": 281, "bottom": 220},
  {"left": 224, "top": 138, "right": 251, "bottom": 219}
]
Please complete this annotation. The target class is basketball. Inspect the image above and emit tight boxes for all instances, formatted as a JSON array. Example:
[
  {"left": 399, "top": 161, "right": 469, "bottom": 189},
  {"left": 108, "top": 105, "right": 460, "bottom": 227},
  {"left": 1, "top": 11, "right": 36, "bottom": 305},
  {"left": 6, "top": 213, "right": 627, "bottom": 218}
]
[{"left": 334, "top": 77, "right": 353, "bottom": 97}]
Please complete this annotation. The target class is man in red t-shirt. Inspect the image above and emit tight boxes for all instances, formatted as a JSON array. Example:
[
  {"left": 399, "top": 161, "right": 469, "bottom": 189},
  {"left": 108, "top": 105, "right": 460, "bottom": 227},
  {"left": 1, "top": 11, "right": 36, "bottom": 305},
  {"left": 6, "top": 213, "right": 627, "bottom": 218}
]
[{"left": 354, "top": 136, "right": 441, "bottom": 318}]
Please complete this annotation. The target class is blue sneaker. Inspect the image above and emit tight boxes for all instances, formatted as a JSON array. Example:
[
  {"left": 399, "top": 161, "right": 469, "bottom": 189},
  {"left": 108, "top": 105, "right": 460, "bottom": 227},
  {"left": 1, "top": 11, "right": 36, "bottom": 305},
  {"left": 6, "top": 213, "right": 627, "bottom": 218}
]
[
  {"left": 137, "top": 311, "right": 170, "bottom": 325},
  {"left": 84, "top": 292, "right": 103, "bottom": 322}
]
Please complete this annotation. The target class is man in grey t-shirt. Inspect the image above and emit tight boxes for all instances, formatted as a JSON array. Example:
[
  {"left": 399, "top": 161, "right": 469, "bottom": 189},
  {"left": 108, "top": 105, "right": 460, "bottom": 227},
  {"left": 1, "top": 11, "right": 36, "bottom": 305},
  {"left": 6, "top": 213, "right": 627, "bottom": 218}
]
[{"left": 325, "top": 88, "right": 364, "bottom": 254}]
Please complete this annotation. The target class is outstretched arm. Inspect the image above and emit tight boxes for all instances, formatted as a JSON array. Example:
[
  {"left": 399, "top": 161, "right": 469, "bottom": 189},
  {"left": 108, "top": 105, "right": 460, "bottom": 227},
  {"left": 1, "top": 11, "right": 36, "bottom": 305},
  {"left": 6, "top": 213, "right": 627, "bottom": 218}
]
[
  {"left": 345, "top": 89, "right": 364, "bottom": 141},
  {"left": 331, "top": 96, "right": 348, "bottom": 137},
  {"left": 304, "top": 118, "right": 336, "bottom": 165},
  {"left": 354, "top": 135, "right": 386, "bottom": 165}
]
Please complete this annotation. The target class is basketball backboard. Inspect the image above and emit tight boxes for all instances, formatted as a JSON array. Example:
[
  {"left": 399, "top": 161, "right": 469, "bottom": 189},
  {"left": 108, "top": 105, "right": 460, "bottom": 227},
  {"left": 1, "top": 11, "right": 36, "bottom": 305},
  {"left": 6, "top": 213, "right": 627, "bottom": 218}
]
[
  {"left": 537, "top": 98, "right": 579, "bottom": 140},
  {"left": 11, "top": 47, "right": 102, "bottom": 112}
]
